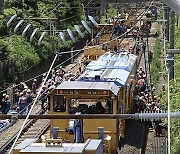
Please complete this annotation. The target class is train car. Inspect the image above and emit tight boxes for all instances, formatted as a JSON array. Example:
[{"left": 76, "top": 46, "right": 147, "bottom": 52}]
[
  {"left": 13, "top": 14, "right": 139, "bottom": 154},
  {"left": 84, "top": 24, "right": 119, "bottom": 62},
  {"left": 50, "top": 51, "right": 138, "bottom": 153}
]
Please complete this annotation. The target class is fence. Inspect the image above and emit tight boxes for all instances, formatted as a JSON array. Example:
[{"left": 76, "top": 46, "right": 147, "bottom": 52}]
[{"left": 0, "top": 57, "right": 16, "bottom": 81}]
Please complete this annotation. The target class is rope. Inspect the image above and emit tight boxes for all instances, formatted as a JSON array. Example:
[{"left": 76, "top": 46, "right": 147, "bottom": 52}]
[{"left": 8, "top": 54, "right": 58, "bottom": 154}]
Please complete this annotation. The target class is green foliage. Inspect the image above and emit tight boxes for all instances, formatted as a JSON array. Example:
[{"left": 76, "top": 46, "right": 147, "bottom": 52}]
[
  {"left": 100, "top": 4, "right": 117, "bottom": 23},
  {"left": 150, "top": 39, "right": 162, "bottom": 85},
  {"left": 159, "top": 18, "right": 180, "bottom": 154},
  {"left": 4, "top": 35, "right": 40, "bottom": 70},
  {"left": 0, "top": 39, "right": 9, "bottom": 60},
  {"left": 0, "top": 0, "right": 84, "bottom": 77}
]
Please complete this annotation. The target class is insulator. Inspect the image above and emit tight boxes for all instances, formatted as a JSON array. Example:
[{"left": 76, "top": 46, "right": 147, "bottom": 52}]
[
  {"left": 38, "top": 32, "right": 46, "bottom": 46},
  {"left": 30, "top": 28, "right": 38, "bottom": 42},
  {"left": 14, "top": 20, "right": 24, "bottom": 33},
  {"left": 7, "top": 15, "right": 17, "bottom": 27},
  {"left": 88, "top": 16, "right": 99, "bottom": 28},
  {"left": 136, "top": 111, "right": 180, "bottom": 121},
  {"left": 22, "top": 24, "right": 31, "bottom": 37},
  {"left": 59, "top": 32, "right": 66, "bottom": 46},
  {"left": 81, "top": 20, "right": 91, "bottom": 33},
  {"left": 67, "top": 29, "right": 75, "bottom": 43},
  {"left": 74, "top": 25, "right": 84, "bottom": 38}
]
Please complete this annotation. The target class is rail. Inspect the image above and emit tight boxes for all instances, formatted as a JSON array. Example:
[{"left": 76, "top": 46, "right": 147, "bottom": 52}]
[{"left": 0, "top": 104, "right": 48, "bottom": 153}]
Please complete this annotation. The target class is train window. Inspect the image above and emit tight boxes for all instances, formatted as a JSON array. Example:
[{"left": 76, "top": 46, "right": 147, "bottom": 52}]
[
  {"left": 68, "top": 99, "right": 113, "bottom": 114},
  {"left": 53, "top": 95, "right": 66, "bottom": 112}
]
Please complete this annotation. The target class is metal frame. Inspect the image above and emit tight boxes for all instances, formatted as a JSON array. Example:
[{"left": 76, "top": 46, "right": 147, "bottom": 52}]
[
  {"left": 14, "top": 19, "right": 24, "bottom": 33},
  {"left": 38, "top": 32, "right": 46, "bottom": 46},
  {"left": 67, "top": 29, "right": 76, "bottom": 43},
  {"left": 30, "top": 28, "right": 38, "bottom": 42},
  {"left": 7, "top": 14, "right": 17, "bottom": 27},
  {"left": 22, "top": 24, "right": 31, "bottom": 37}
]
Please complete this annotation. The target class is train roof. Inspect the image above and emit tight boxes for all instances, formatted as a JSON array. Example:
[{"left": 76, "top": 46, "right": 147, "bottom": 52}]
[
  {"left": 56, "top": 52, "right": 137, "bottom": 96},
  {"left": 56, "top": 81, "right": 119, "bottom": 95},
  {"left": 79, "top": 52, "right": 137, "bottom": 86}
]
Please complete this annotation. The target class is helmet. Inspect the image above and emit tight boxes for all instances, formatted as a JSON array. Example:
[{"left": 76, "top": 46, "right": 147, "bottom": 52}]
[
  {"left": 27, "top": 89, "right": 31, "bottom": 93},
  {"left": 3, "top": 93, "right": 6, "bottom": 97}
]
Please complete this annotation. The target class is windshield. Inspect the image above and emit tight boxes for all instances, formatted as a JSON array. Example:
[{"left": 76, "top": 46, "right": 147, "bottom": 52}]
[
  {"left": 53, "top": 95, "right": 66, "bottom": 112},
  {"left": 68, "top": 98, "right": 113, "bottom": 114}
]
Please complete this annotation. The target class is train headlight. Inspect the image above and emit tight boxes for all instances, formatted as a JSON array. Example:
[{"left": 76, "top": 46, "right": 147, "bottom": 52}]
[{"left": 105, "top": 135, "right": 112, "bottom": 141}]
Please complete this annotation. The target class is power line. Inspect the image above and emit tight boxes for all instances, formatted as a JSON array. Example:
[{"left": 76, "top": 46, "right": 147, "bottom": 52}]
[
  {"left": 8, "top": 54, "right": 58, "bottom": 154},
  {"left": 0, "top": 1, "right": 153, "bottom": 95}
]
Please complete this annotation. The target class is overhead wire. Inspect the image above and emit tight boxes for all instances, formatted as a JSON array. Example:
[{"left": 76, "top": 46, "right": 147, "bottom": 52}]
[
  {"left": 55, "top": 0, "right": 155, "bottom": 56},
  {"left": 8, "top": 54, "right": 58, "bottom": 154},
  {"left": 9, "top": 2, "right": 155, "bottom": 151},
  {"left": 7, "top": 0, "right": 102, "bottom": 152},
  {"left": 6, "top": 4, "right": 155, "bottom": 152},
  {"left": 0, "top": 0, "right": 96, "bottom": 94},
  {"left": 0, "top": 0, "right": 154, "bottom": 95}
]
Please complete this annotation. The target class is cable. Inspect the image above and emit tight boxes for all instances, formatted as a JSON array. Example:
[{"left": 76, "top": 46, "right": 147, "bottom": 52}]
[
  {"left": 0, "top": 1, "right": 97, "bottom": 94},
  {"left": 0, "top": 1, "right": 153, "bottom": 95},
  {"left": 0, "top": 17, "right": 111, "bottom": 95},
  {"left": 56, "top": 1, "right": 154, "bottom": 56},
  {"left": 8, "top": 54, "right": 58, "bottom": 154},
  {"left": 8, "top": 1, "right": 155, "bottom": 152}
]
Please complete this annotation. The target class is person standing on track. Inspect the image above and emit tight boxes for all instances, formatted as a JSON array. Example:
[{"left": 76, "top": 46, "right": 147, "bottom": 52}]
[
  {"left": 32, "top": 79, "right": 37, "bottom": 96},
  {"left": 26, "top": 89, "right": 33, "bottom": 113},
  {"left": 18, "top": 92, "right": 27, "bottom": 114},
  {"left": 1, "top": 93, "right": 6, "bottom": 114},
  {"left": 39, "top": 86, "right": 47, "bottom": 111}
]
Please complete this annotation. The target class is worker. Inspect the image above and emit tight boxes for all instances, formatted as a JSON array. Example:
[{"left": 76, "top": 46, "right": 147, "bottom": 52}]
[
  {"left": 32, "top": 79, "right": 37, "bottom": 95},
  {"left": 39, "top": 86, "right": 47, "bottom": 110},
  {"left": 1, "top": 93, "right": 6, "bottom": 114},
  {"left": 96, "top": 102, "right": 107, "bottom": 114},
  {"left": 59, "top": 66, "right": 65, "bottom": 78},
  {"left": 18, "top": 92, "right": 27, "bottom": 114},
  {"left": 5, "top": 95, "right": 11, "bottom": 114}
]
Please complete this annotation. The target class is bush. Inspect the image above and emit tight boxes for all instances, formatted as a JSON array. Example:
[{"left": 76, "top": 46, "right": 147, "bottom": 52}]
[{"left": 150, "top": 39, "right": 162, "bottom": 85}]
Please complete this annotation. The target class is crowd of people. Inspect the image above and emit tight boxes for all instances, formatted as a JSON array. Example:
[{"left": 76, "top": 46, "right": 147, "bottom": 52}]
[
  {"left": 134, "top": 65, "right": 165, "bottom": 137},
  {"left": 0, "top": 63, "right": 85, "bottom": 115}
]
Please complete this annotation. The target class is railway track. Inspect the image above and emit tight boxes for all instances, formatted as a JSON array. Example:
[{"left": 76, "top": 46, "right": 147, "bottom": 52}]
[
  {"left": 0, "top": 20, "right": 148, "bottom": 153},
  {"left": 0, "top": 104, "right": 47, "bottom": 153}
]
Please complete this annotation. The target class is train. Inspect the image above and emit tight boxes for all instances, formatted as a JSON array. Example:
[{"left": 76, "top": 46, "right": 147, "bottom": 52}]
[{"left": 12, "top": 8, "right": 156, "bottom": 154}]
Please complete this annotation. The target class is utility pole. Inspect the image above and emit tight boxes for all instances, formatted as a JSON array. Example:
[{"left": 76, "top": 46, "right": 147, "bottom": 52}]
[
  {"left": 100, "top": 0, "right": 106, "bottom": 15},
  {"left": 164, "top": 5, "right": 170, "bottom": 41},
  {"left": 0, "top": 0, "right": 4, "bottom": 15},
  {"left": 53, "top": 0, "right": 61, "bottom": 30},
  {"left": 168, "top": 10, "right": 175, "bottom": 80}
]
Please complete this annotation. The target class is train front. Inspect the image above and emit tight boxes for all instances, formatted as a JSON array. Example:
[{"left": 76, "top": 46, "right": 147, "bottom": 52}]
[{"left": 50, "top": 52, "right": 137, "bottom": 153}]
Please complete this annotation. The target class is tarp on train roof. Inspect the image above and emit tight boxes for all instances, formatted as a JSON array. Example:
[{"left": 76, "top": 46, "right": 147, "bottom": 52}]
[
  {"left": 56, "top": 81, "right": 119, "bottom": 95},
  {"left": 79, "top": 52, "right": 137, "bottom": 86}
]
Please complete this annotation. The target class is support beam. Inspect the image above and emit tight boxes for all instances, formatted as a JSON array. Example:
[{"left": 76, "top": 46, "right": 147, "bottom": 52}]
[
  {"left": 166, "top": 49, "right": 180, "bottom": 54},
  {"left": 0, "top": 0, "right": 4, "bottom": 15},
  {"left": 168, "top": 10, "right": 175, "bottom": 80},
  {"left": 101, "top": 0, "right": 106, "bottom": 15},
  {"left": 164, "top": 5, "right": 169, "bottom": 41},
  {"left": 0, "top": 112, "right": 179, "bottom": 120},
  {"left": 96, "top": 0, "right": 152, "bottom": 4}
]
